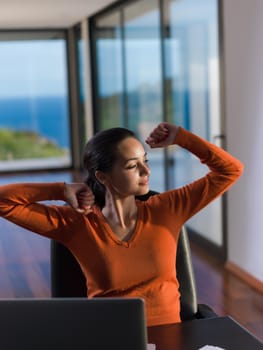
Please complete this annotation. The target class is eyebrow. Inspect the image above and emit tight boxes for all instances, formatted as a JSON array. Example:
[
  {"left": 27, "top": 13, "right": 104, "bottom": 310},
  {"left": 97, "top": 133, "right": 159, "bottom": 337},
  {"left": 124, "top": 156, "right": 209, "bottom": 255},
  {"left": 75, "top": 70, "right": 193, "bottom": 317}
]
[{"left": 123, "top": 152, "right": 148, "bottom": 164}]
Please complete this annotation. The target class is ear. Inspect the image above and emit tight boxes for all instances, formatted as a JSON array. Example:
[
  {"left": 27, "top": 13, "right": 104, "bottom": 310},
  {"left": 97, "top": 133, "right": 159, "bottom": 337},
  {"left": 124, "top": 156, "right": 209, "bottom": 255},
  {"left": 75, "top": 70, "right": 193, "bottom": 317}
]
[{"left": 95, "top": 170, "right": 107, "bottom": 185}]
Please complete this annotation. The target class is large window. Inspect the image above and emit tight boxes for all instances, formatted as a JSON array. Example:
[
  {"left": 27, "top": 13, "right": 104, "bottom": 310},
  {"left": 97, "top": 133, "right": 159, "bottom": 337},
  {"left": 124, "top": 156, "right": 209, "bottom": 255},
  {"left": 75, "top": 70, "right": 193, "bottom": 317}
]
[
  {"left": 0, "top": 31, "right": 71, "bottom": 171},
  {"left": 123, "top": 0, "right": 165, "bottom": 191},
  {"left": 163, "top": 0, "right": 222, "bottom": 245},
  {"left": 92, "top": 0, "right": 166, "bottom": 191},
  {"left": 90, "top": 0, "right": 223, "bottom": 250}
]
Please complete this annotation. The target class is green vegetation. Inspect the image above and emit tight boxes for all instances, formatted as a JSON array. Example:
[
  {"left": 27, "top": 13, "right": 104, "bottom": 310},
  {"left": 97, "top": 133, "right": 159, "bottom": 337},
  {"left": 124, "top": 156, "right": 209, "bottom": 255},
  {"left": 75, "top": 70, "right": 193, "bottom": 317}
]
[{"left": 0, "top": 128, "right": 66, "bottom": 160}]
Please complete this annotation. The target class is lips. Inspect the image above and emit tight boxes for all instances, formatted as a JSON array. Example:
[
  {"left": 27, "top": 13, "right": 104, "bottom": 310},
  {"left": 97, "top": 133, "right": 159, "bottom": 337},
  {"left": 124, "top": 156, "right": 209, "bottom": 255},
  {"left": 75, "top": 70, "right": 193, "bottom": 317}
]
[{"left": 139, "top": 177, "right": 149, "bottom": 186}]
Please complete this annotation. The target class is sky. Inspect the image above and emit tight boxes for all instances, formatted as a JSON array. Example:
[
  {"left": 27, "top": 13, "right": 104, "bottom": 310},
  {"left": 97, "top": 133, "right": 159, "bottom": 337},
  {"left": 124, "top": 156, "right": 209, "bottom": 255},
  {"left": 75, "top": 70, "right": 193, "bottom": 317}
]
[{"left": 0, "top": 40, "right": 68, "bottom": 98}]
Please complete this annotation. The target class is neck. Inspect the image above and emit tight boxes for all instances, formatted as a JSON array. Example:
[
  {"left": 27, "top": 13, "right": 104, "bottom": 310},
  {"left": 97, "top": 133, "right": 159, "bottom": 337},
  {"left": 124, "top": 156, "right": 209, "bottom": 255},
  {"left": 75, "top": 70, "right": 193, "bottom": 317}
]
[{"left": 102, "top": 190, "right": 137, "bottom": 229}]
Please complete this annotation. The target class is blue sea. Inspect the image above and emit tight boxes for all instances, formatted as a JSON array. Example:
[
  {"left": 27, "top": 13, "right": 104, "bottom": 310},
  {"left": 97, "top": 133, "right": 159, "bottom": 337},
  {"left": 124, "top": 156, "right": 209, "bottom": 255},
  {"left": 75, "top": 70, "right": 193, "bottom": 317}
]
[{"left": 0, "top": 96, "right": 70, "bottom": 148}]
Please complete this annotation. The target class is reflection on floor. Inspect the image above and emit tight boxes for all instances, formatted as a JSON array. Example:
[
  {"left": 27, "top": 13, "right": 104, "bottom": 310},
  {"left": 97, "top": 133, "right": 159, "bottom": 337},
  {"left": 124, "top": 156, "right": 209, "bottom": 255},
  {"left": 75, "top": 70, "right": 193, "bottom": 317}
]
[
  {"left": 190, "top": 240, "right": 263, "bottom": 342},
  {"left": 0, "top": 170, "right": 263, "bottom": 342}
]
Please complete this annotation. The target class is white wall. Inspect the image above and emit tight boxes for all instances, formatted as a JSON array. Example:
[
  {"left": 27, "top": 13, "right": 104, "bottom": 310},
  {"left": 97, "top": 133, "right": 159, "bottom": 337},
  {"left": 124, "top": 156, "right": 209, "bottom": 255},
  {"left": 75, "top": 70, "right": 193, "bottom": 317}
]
[{"left": 223, "top": 0, "right": 263, "bottom": 281}]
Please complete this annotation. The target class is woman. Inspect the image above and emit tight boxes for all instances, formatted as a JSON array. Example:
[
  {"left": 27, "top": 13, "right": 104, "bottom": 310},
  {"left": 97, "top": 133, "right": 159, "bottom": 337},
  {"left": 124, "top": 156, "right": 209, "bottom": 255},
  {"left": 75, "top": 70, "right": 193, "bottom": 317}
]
[{"left": 0, "top": 122, "right": 243, "bottom": 326}]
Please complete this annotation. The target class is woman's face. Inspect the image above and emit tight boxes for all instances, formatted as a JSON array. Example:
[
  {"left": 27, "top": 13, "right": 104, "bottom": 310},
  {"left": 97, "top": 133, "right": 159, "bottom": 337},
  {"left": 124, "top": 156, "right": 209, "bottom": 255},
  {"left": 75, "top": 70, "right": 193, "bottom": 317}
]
[{"left": 103, "top": 137, "right": 150, "bottom": 197}]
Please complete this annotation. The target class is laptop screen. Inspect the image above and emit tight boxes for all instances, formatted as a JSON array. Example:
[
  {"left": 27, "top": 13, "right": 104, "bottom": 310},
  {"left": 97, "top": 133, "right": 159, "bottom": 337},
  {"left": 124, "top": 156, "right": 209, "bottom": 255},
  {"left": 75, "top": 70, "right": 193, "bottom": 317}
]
[{"left": 0, "top": 298, "right": 148, "bottom": 350}]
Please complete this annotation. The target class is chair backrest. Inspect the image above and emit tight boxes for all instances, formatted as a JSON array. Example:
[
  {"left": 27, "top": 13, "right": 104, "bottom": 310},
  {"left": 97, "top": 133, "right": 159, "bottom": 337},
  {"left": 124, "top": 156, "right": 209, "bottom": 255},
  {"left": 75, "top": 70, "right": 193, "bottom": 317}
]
[{"left": 50, "top": 191, "right": 198, "bottom": 321}]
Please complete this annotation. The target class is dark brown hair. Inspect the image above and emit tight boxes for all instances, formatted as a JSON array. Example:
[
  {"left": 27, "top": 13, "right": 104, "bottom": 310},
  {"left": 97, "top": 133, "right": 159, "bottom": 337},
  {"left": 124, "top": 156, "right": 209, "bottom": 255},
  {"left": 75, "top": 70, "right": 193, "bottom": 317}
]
[{"left": 83, "top": 127, "right": 136, "bottom": 208}]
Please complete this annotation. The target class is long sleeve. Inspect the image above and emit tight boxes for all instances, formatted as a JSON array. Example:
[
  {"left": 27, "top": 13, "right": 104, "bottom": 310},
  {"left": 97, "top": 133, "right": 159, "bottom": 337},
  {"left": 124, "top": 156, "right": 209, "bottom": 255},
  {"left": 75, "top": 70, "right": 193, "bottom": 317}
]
[
  {"left": 0, "top": 182, "right": 82, "bottom": 243},
  {"left": 175, "top": 127, "right": 243, "bottom": 177},
  {"left": 151, "top": 127, "right": 244, "bottom": 224}
]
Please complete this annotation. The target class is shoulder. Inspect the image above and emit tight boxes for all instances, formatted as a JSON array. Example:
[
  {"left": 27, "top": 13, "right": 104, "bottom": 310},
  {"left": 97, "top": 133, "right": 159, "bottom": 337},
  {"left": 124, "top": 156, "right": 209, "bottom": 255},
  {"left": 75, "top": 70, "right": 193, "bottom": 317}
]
[{"left": 136, "top": 190, "right": 180, "bottom": 209}]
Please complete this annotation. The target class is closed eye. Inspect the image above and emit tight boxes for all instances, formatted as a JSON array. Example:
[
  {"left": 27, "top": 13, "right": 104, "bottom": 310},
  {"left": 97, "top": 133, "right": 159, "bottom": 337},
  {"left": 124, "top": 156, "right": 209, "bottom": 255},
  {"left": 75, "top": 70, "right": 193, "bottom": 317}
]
[
  {"left": 126, "top": 159, "right": 149, "bottom": 170},
  {"left": 126, "top": 164, "right": 137, "bottom": 169}
]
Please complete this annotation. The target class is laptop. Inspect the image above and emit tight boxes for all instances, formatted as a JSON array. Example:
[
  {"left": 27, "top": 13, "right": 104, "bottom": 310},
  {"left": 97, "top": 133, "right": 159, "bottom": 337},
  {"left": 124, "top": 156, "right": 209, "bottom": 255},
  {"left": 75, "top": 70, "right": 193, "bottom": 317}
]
[{"left": 0, "top": 298, "right": 148, "bottom": 350}]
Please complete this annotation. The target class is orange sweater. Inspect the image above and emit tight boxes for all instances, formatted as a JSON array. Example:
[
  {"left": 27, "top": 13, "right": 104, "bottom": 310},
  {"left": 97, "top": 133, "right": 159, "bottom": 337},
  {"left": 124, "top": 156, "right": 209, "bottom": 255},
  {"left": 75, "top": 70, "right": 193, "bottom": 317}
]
[{"left": 0, "top": 128, "right": 243, "bottom": 326}]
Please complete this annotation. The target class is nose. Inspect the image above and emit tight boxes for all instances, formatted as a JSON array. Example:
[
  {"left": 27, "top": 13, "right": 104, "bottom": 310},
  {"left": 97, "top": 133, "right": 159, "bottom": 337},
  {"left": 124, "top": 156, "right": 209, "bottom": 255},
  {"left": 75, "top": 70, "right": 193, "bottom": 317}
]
[{"left": 139, "top": 162, "right": 150, "bottom": 176}]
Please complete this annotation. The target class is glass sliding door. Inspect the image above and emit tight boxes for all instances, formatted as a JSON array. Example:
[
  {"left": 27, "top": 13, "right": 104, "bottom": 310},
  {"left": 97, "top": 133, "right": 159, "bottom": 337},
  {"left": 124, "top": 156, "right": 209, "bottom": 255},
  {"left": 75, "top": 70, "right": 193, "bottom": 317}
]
[
  {"left": 0, "top": 31, "right": 71, "bottom": 171},
  {"left": 92, "top": 1, "right": 166, "bottom": 191},
  {"left": 90, "top": 0, "right": 223, "bottom": 243},
  {"left": 163, "top": 0, "right": 222, "bottom": 246},
  {"left": 123, "top": 0, "right": 165, "bottom": 191}
]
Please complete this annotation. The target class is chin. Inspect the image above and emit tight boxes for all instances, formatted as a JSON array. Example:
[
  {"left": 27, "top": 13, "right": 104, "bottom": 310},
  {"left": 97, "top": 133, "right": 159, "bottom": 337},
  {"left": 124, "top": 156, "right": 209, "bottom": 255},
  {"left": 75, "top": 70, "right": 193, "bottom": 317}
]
[{"left": 136, "top": 186, "right": 150, "bottom": 196}]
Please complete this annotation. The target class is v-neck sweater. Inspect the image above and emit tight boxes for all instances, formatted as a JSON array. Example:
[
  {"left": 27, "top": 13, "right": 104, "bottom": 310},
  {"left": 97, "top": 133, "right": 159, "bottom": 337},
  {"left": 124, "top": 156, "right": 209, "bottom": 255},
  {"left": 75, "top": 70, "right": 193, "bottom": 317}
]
[{"left": 0, "top": 128, "right": 243, "bottom": 326}]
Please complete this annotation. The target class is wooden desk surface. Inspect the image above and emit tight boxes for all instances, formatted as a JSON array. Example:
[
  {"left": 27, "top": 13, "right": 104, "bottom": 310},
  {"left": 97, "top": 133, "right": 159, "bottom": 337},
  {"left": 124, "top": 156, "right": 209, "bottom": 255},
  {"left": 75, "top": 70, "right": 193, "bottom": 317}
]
[{"left": 147, "top": 316, "right": 263, "bottom": 350}]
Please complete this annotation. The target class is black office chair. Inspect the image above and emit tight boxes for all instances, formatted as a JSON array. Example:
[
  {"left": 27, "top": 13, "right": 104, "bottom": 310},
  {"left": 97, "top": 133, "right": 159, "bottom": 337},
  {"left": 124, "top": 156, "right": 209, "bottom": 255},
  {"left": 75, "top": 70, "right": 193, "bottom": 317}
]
[{"left": 50, "top": 191, "right": 217, "bottom": 321}]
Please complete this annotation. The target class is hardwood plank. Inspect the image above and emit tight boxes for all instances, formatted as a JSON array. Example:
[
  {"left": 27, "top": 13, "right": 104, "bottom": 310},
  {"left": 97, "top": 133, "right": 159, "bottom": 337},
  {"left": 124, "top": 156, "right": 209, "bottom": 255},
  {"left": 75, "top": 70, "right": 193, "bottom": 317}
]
[
  {"left": 190, "top": 239, "right": 263, "bottom": 342},
  {"left": 0, "top": 219, "right": 50, "bottom": 298}
]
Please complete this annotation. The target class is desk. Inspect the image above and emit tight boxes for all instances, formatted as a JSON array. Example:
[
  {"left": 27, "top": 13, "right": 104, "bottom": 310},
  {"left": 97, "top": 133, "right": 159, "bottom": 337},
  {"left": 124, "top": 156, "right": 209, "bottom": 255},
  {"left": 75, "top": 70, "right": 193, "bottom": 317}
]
[{"left": 147, "top": 316, "right": 263, "bottom": 350}]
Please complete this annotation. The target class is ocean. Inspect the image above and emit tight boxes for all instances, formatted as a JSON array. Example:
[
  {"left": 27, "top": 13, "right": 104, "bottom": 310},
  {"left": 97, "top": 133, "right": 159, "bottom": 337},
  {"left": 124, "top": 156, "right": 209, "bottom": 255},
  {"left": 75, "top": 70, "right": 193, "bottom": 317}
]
[{"left": 0, "top": 96, "right": 70, "bottom": 148}]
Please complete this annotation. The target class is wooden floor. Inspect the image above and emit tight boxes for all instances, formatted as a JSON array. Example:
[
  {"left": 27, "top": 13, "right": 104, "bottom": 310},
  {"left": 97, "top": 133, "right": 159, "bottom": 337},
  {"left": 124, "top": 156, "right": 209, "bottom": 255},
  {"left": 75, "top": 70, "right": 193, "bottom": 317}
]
[
  {"left": 190, "top": 240, "right": 263, "bottom": 342},
  {"left": 0, "top": 171, "right": 263, "bottom": 342}
]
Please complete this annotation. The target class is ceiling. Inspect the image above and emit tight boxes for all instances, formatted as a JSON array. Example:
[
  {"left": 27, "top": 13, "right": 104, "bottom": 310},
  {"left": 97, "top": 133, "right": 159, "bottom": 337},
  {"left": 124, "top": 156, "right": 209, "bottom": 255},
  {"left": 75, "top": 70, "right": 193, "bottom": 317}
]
[{"left": 0, "top": 0, "right": 116, "bottom": 29}]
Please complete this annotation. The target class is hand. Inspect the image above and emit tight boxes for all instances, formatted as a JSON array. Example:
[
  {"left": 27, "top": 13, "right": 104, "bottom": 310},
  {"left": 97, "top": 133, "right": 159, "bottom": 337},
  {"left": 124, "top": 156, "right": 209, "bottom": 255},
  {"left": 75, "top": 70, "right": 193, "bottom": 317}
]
[
  {"left": 64, "top": 183, "right": 95, "bottom": 215},
  {"left": 145, "top": 122, "right": 180, "bottom": 148}
]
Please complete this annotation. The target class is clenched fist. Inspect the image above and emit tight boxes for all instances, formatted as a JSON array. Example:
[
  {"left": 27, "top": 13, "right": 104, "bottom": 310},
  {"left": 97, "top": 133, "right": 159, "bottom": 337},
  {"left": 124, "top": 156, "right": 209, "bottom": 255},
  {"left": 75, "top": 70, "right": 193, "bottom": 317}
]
[{"left": 64, "top": 183, "right": 95, "bottom": 215}]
